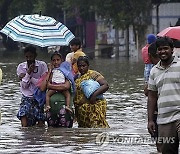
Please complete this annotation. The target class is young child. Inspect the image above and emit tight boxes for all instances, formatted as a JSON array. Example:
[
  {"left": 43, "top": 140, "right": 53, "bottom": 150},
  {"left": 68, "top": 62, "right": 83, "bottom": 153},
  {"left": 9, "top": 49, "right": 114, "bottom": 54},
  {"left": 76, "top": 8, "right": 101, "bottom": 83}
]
[{"left": 45, "top": 51, "right": 73, "bottom": 112}]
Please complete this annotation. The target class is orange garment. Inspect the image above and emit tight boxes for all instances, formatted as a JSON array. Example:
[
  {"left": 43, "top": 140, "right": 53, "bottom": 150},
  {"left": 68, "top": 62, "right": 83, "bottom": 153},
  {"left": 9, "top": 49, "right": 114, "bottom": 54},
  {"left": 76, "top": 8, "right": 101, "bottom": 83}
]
[{"left": 72, "top": 49, "right": 86, "bottom": 74}]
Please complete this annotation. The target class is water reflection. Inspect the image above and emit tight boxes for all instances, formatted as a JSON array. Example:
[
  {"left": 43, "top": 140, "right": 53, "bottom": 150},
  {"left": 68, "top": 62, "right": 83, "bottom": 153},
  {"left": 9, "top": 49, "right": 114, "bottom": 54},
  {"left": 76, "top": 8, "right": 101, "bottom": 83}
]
[{"left": 0, "top": 50, "right": 158, "bottom": 153}]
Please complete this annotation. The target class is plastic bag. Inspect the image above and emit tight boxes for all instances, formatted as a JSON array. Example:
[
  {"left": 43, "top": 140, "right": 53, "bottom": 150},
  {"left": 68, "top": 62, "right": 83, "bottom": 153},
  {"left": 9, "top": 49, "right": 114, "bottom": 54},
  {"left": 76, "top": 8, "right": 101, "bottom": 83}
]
[{"left": 80, "top": 79, "right": 103, "bottom": 99}]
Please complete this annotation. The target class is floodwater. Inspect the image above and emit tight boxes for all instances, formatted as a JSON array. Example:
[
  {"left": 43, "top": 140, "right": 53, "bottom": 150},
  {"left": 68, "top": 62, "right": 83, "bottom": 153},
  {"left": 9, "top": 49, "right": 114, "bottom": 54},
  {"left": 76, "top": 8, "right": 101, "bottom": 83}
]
[{"left": 0, "top": 50, "right": 158, "bottom": 154}]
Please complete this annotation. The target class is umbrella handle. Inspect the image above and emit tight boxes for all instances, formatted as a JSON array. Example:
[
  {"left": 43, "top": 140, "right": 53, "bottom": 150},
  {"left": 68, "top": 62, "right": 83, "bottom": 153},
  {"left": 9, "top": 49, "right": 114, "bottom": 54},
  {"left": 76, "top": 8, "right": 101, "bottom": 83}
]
[
  {"left": 6, "top": 31, "right": 11, "bottom": 42},
  {"left": 39, "top": 11, "right": 42, "bottom": 17}
]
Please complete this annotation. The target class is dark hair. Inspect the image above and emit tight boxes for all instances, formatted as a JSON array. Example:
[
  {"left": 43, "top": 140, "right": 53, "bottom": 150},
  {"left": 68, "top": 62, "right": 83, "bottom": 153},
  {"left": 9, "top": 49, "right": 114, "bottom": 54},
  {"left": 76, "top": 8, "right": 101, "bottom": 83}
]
[
  {"left": 173, "top": 39, "right": 180, "bottom": 48},
  {"left": 148, "top": 42, "right": 158, "bottom": 58},
  {"left": 77, "top": 56, "right": 89, "bottom": 66},
  {"left": 51, "top": 51, "right": 62, "bottom": 60},
  {"left": 156, "top": 36, "right": 174, "bottom": 49},
  {"left": 24, "top": 45, "right": 37, "bottom": 57},
  {"left": 69, "top": 38, "right": 81, "bottom": 48}
]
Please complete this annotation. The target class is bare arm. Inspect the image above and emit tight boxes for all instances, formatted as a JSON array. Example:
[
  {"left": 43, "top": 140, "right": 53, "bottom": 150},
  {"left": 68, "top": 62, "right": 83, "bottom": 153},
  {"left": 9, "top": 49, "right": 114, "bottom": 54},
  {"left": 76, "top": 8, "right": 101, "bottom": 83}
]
[
  {"left": 144, "top": 83, "right": 148, "bottom": 96},
  {"left": 38, "top": 63, "right": 53, "bottom": 91},
  {"left": 38, "top": 71, "right": 51, "bottom": 91},
  {"left": 18, "top": 63, "right": 36, "bottom": 88},
  {"left": 47, "top": 79, "right": 71, "bottom": 91},
  {"left": 147, "top": 90, "right": 158, "bottom": 135}
]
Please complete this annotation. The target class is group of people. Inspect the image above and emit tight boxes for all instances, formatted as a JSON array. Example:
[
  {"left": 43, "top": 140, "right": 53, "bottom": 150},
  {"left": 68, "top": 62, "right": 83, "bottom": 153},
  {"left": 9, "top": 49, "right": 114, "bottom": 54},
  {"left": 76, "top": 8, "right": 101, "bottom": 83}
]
[
  {"left": 3, "top": 32, "right": 180, "bottom": 153},
  {"left": 16, "top": 38, "right": 109, "bottom": 128},
  {"left": 142, "top": 35, "right": 180, "bottom": 154}
]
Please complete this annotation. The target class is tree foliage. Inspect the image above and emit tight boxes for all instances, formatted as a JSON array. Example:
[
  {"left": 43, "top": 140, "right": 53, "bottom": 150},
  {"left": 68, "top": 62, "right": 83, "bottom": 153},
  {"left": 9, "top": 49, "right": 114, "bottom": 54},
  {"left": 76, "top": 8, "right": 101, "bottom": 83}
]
[
  {"left": 0, "top": 0, "right": 155, "bottom": 49},
  {"left": 0, "top": 0, "right": 14, "bottom": 26},
  {"left": 93, "top": 0, "right": 152, "bottom": 43},
  {"left": 0, "top": 0, "right": 152, "bottom": 30}
]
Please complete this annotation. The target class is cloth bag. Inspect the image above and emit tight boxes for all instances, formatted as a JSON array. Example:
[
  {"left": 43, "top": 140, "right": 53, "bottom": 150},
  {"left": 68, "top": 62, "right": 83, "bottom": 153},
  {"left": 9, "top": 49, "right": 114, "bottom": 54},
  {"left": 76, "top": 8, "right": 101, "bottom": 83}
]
[{"left": 80, "top": 79, "right": 103, "bottom": 99}]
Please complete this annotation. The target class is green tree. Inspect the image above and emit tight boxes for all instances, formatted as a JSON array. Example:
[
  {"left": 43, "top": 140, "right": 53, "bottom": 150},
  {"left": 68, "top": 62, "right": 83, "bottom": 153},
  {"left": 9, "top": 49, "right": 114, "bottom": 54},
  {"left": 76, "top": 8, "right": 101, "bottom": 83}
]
[
  {"left": 0, "top": 0, "right": 154, "bottom": 53},
  {"left": 0, "top": 0, "right": 14, "bottom": 27},
  {"left": 94, "top": 0, "right": 152, "bottom": 53},
  {"left": 34, "top": 0, "right": 64, "bottom": 20},
  {"left": 63, "top": 0, "right": 96, "bottom": 21},
  {"left": 9, "top": 0, "right": 37, "bottom": 18},
  {"left": 63, "top": 0, "right": 152, "bottom": 56}
]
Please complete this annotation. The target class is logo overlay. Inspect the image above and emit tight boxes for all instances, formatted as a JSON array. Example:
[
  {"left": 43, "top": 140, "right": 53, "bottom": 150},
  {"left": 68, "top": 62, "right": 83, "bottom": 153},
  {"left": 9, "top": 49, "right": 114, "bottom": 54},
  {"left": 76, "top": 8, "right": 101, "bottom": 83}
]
[{"left": 96, "top": 132, "right": 175, "bottom": 147}]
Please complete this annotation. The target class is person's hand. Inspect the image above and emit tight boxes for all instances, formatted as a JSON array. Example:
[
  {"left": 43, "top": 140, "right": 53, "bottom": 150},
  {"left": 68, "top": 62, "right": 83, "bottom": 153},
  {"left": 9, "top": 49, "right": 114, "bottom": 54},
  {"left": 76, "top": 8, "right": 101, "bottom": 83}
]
[
  {"left": 47, "top": 81, "right": 52, "bottom": 89},
  {"left": 48, "top": 63, "right": 54, "bottom": 72},
  {"left": 89, "top": 93, "right": 97, "bottom": 104},
  {"left": 147, "top": 120, "right": 156, "bottom": 136},
  {"left": 27, "top": 63, "right": 35, "bottom": 74},
  {"left": 144, "top": 84, "right": 148, "bottom": 96},
  {"left": 19, "top": 73, "right": 26, "bottom": 80}
]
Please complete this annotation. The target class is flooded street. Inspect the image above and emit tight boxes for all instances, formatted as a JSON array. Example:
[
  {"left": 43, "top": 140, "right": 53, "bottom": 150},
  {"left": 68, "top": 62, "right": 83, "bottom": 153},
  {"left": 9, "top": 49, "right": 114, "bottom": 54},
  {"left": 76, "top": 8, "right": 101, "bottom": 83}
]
[{"left": 0, "top": 50, "right": 157, "bottom": 154}]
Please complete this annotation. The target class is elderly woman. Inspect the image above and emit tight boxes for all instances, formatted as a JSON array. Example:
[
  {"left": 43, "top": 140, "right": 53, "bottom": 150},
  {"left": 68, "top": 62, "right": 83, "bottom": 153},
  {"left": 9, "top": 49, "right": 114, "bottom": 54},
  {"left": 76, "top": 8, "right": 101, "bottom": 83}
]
[{"left": 74, "top": 56, "right": 109, "bottom": 128}]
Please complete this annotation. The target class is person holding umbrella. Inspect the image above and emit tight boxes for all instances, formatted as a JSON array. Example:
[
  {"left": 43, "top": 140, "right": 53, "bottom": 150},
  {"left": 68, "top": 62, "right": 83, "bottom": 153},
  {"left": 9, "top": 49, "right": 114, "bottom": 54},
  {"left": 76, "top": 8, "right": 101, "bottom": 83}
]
[{"left": 17, "top": 45, "right": 48, "bottom": 127}]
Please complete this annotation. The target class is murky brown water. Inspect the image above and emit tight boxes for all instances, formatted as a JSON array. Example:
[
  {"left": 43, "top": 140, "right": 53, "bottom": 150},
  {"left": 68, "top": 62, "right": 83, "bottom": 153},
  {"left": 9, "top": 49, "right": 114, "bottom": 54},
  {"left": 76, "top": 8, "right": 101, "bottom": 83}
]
[{"left": 0, "top": 50, "right": 158, "bottom": 154}]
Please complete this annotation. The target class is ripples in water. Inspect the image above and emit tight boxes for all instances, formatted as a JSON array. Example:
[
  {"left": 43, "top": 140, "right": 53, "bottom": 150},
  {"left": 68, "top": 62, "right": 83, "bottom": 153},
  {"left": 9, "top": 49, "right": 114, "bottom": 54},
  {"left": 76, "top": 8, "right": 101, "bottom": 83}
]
[{"left": 0, "top": 55, "right": 159, "bottom": 153}]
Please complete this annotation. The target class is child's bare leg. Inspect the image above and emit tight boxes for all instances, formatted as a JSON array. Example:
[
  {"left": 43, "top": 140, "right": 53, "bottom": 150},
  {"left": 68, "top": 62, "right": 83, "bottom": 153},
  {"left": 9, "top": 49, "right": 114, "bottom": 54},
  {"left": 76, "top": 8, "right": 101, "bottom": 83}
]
[
  {"left": 62, "top": 90, "right": 71, "bottom": 107},
  {"left": 21, "top": 116, "right": 28, "bottom": 127},
  {"left": 45, "top": 90, "right": 56, "bottom": 112},
  {"left": 62, "top": 90, "right": 72, "bottom": 112}
]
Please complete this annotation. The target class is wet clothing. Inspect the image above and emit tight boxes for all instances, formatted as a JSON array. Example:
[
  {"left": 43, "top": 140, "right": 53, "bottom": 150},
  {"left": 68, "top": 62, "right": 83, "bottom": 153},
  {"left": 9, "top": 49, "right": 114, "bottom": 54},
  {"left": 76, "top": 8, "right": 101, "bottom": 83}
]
[
  {"left": 144, "top": 64, "right": 154, "bottom": 83},
  {"left": 17, "top": 60, "right": 48, "bottom": 126},
  {"left": 17, "top": 96, "right": 45, "bottom": 126},
  {"left": 142, "top": 44, "right": 153, "bottom": 83},
  {"left": 17, "top": 60, "right": 48, "bottom": 97},
  {"left": 148, "top": 56, "right": 180, "bottom": 125},
  {"left": 158, "top": 120, "right": 180, "bottom": 154},
  {"left": 74, "top": 70, "right": 109, "bottom": 128},
  {"left": 148, "top": 56, "right": 180, "bottom": 153},
  {"left": 46, "top": 93, "right": 74, "bottom": 128}
]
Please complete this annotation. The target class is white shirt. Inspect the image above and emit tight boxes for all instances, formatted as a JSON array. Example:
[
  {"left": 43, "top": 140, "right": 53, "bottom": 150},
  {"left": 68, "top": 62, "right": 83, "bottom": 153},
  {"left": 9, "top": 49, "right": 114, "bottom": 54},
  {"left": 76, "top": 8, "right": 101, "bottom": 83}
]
[{"left": 52, "top": 69, "right": 65, "bottom": 84}]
